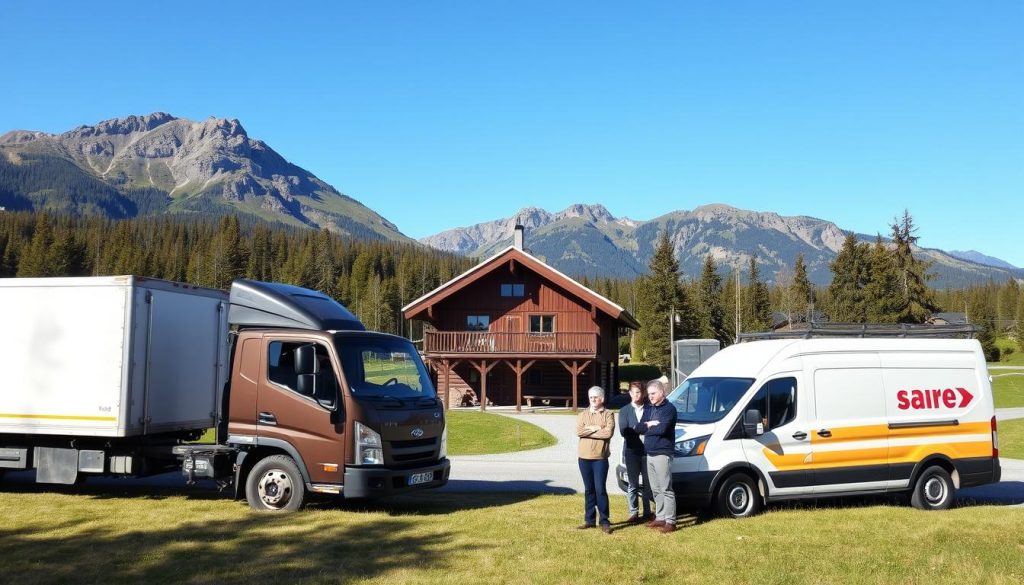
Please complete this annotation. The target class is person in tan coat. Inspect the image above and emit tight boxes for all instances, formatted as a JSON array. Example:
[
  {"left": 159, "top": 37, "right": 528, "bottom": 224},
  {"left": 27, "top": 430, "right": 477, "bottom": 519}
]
[{"left": 576, "top": 385, "right": 615, "bottom": 533}]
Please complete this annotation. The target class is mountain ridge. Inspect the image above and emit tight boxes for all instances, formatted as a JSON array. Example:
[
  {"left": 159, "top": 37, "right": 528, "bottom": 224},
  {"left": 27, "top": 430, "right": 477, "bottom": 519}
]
[
  {"left": 421, "top": 203, "right": 1023, "bottom": 288},
  {"left": 0, "top": 113, "right": 408, "bottom": 241}
]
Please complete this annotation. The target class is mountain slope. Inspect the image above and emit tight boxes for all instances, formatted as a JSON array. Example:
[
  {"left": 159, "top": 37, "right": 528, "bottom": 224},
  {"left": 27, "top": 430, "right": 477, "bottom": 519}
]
[
  {"left": 422, "top": 203, "right": 1023, "bottom": 288},
  {"left": 947, "top": 250, "right": 1018, "bottom": 270},
  {"left": 0, "top": 113, "right": 407, "bottom": 241}
]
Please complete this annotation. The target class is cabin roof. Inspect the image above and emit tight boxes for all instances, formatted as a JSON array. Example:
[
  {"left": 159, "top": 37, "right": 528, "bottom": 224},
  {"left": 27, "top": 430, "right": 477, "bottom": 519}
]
[{"left": 402, "top": 246, "right": 640, "bottom": 329}]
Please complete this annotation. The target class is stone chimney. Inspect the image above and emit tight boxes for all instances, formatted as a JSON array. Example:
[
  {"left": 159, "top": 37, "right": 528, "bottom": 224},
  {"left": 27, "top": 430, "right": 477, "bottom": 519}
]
[{"left": 513, "top": 220, "right": 524, "bottom": 250}]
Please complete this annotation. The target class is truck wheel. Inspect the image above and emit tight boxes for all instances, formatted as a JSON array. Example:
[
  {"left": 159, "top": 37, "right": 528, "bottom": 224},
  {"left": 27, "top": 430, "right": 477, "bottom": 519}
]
[
  {"left": 245, "top": 455, "right": 306, "bottom": 512},
  {"left": 715, "top": 473, "right": 762, "bottom": 518},
  {"left": 910, "top": 465, "right": 954, "bottom": 511}
]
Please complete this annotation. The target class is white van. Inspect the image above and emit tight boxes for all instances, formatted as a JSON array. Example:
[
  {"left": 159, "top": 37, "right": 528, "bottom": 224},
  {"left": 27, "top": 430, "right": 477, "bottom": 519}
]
[{"left": 616, "top": 338, "right": 1000, "bottom": 517}]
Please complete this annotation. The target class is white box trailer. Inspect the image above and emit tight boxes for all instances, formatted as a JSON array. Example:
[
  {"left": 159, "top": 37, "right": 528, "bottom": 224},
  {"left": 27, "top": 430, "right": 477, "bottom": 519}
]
[{"left": 0, "top": 276, "right": 228, "bottom": 438}]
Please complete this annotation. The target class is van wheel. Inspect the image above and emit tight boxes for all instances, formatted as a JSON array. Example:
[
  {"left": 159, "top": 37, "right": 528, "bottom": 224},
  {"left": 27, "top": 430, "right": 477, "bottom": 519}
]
[
  {"left": 246, "top": 455, "right": 306, "bottom": 512},
  {"left": 715, "top": 473, "right": 762, "bottom": 518},
  {"left": 910, "top": 465, "right": 954, "bottom": 511}
]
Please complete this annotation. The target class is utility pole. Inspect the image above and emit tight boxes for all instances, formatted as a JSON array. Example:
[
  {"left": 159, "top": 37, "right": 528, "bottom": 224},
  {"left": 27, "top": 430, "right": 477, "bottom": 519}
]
[
  {"left": 735, "top": 270, "right": 741, "bottom": 343},
  {"left": 669, "top": 307, "right": 675, "bottom": 387}
]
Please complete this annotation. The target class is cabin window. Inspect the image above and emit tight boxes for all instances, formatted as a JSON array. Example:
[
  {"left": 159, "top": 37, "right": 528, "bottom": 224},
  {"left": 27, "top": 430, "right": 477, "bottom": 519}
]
[
  {"left": 466, "top": 315, "right": 490, "bottom": 331},
  {"left": 500, "top": 283, "right": 525, "bottom": 297},
  {"left": 529, "top": 315, "right": 555, "bottom": 334}
]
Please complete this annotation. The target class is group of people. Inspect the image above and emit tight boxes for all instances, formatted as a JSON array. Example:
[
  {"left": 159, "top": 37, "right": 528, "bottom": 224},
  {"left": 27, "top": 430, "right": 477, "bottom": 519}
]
[{"left": 576, "top": 379, "right": 677, "bottom": 534}]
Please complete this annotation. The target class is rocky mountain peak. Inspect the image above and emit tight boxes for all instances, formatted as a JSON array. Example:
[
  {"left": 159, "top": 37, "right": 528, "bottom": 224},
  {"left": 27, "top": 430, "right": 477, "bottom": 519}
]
[
  {"left": 557, "top": 203, "right": 617, "bottom": 223},
  {"left": 67, "top": 112, "right": 178, "bottom": 138}
]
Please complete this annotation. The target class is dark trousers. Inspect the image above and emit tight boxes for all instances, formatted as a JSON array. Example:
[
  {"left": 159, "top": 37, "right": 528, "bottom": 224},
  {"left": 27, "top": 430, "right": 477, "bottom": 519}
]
[
  {"left": 578, "top": 457, "right": 610, "bottom": 525},
  {"left": 623, "top": 450, "right": 653, "bottom": 516}
]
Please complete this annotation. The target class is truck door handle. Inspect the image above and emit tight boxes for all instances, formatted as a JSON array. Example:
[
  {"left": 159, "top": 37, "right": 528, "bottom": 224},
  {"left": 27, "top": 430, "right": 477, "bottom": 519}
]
[
  {"left": 816, "top": 429, "right": 832, "bottom": 438},
  {"left": 792, "top": 431, "right": 807, "bottom": 440},
  {"left": 258, "top": 412, "right": 277, "bottom": 425}
]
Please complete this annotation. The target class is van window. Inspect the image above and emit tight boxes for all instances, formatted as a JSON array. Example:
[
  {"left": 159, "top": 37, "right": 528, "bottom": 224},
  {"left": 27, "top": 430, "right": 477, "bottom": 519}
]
[
  {"left": 668, "top": 377, "right": 755, "bottom": 423},
  {"left": 766, "top": 377, "right": 797, "bottom": 429}
]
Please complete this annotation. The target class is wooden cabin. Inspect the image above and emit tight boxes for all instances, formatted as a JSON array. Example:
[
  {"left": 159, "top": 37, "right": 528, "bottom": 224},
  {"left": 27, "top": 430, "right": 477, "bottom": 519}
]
[{"left": 403, "top": 226, "right": 640, "bottom": 411}]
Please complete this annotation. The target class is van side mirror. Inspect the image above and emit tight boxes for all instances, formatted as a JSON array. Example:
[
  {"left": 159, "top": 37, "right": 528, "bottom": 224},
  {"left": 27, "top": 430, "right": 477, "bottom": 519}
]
[
  {"left": 743, "top": 409, "right": 764, "bottom": 437},
  {"left": 296, "top": 373, "right": 316, "bottom": 397},
  {"left": 294, "top": 345, "right": 318, "bottom": 375}
]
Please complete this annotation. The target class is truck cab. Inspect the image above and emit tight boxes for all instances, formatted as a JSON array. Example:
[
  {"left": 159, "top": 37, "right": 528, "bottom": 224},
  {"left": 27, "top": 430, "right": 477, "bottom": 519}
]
[{"left": 180, "top": 279, "right": 450, "bottom": 511}]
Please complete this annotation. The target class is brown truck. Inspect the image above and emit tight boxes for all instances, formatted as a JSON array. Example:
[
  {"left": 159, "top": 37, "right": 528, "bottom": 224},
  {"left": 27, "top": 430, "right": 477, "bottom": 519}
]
[{"left": 0, "top": 276, "right": 450, "bottom": 512}]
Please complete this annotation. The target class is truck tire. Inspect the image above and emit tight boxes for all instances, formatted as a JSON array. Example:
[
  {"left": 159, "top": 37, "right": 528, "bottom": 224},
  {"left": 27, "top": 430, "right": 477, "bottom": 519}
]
[
  {"left": 910, "top": 465, "right": 954, "bottom": 511},
  {"left": 715, "top": 472, "right": 762, "bottom": 518},
  {"left": 245, "top": 455, "right": 306, "bottom": 512}
]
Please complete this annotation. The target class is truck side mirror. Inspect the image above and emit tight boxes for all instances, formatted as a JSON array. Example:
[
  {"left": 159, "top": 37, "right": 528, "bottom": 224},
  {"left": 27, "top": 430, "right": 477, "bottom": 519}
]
[
  {"left": 743, "top": 409, "right": 764, "bottom": 437},
  {"left": 296, "top": 373, "right": 316, "bottom": 397},
  {"left": 294, "top": 345, "right": 318, "bottom": 375}
]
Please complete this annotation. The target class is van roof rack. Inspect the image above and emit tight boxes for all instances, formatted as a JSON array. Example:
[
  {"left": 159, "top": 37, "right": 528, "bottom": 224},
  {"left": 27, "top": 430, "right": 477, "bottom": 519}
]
[{"left": 737, "top": 322, "right": 977, "bottom": 342}]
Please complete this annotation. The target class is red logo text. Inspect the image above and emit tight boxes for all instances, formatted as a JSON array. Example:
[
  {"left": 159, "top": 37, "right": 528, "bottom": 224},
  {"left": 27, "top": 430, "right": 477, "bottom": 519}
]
[{"left": 896, "top": 387, "right": 974, "bottom": 410}]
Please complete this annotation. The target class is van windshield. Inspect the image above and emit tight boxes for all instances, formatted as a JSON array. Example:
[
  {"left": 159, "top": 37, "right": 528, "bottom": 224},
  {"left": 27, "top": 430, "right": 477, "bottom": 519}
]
[
  {"left": 668, "top": 377, "right": 755, "bottom": 423},
  {"left": 334, "top": 336, "right": 437, "bottom": 400}
]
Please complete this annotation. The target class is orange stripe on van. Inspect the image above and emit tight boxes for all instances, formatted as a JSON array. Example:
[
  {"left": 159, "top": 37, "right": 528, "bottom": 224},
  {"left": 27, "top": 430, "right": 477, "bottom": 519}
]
[
  {"left": 0, "top": 413, "right": 117, "bottom": 422},
  {"left": 888, "top": 421, "right": 988, "bottom": 438},
  {"left": 810, "top": 424, "right": 888, "bottom": 444},
  {"left": 888, "top": 441, "right": 992, "bottom": 464}
]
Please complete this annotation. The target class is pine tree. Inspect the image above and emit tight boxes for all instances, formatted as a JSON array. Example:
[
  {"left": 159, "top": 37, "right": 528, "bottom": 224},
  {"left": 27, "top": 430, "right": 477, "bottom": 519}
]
[
  {"left": 863, "top": 236, "right": 901, "bottom": 323},
  {"left": 697, "top": 254, "right": 728, "bottom": 345},
  {"left": 890, "top": 210, "right": 939, "bottom": 323},
  {"left": 745, "top": 256, "right": 772, "bottom": 332},
  {"left": 790, "top": 254, "right": 814, "bottom": 324},
  {"left": 968, "top": 291, "right": 999, "bottom": 362},
  {"left": 827, "top": 233, "right": 870, "bottom": 322},
  {"left": 1015, "top": 293, "right": 1024, "bottom": 351},
  {"left": 634, "top": 233, "right": 697, "bottom": 373}
]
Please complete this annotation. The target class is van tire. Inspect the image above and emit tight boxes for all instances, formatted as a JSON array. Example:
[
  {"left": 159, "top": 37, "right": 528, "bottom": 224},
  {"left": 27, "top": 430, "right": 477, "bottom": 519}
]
[
  {"left": 910, "top": 465, "right": 954, "bottom": 511},
  {"left": 715, "top": 473, "right": 762, "bottom": 518},
  {"left": 245, "top": 455, "right": 306, "bottom": 512}
]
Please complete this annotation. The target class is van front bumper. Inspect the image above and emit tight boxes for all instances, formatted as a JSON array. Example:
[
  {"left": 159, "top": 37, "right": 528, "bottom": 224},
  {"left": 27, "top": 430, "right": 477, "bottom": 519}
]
[
  {"left": 343, "top": 458, "right": 450, "bottom": 499},
  {"left": 615, "top": 464, "right": 716, "bottom": 508}
]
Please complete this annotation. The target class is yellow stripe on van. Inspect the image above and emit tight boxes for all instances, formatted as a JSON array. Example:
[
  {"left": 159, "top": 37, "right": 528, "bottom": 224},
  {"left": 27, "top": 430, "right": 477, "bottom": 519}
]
[{"left": 0, "top": 413, "right": 117, "bottom": 422}]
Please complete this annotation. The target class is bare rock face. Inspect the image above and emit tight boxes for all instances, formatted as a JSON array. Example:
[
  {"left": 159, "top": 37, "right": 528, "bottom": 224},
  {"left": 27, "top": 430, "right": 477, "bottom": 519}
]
[{"left": 0, "top": 113, "right": 408, "bottom": 241}]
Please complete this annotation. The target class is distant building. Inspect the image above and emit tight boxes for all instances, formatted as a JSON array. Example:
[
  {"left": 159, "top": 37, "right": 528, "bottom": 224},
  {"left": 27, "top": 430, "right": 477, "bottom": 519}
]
[
  {"left": 403, "top": 224, "right": 640, "bottom": 410},
  {"left": 927, "top": 312, "right": 967, "bottom": 326}
]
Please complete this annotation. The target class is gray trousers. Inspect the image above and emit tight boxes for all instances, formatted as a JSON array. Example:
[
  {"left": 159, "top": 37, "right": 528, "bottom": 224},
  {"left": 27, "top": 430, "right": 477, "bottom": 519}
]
[
  {"left": 646, "top": 454, "right": 676, "bottom": 524},
  {"left": 623, "top": 450, "right": 653, "bottom": 516}
]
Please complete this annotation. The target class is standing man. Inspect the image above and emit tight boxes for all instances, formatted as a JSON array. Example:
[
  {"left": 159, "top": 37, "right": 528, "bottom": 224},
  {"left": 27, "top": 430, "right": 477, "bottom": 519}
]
[
  {"left": 635, "top": 379, "right": 677, "bottom": 533},
  {"left": 618, "top": 381, "right": 653, "bottom": 523},
  {"left": 576, "top": 385, "right": 615, "bottom": 534}
]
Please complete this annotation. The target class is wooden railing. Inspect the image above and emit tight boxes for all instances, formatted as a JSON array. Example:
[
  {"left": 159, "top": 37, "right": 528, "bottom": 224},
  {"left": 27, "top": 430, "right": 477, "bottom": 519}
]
[{"left": 423, "top": 331, "right": 597, "bottom": 355}]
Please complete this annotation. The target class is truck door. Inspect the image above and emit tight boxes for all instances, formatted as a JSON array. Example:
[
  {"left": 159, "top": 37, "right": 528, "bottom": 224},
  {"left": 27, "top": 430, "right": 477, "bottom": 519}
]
[
  {"left": 809, "top": 360, "right": 888, "bottom": 494},
  {"left": 739, "top": 374, "right": 812, "bottom": 498},
  {"left": 257, "top": 338, "right": 345, "bottom": 485}
]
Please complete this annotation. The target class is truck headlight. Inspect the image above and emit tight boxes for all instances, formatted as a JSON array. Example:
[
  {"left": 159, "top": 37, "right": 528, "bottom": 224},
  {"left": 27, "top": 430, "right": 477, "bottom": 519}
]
[
  {"left": 675, "top": 435, "right": 710, "bottom": 457},
  {"left": 355, "top": 422, "right": 383, "bottom": 465},
  {"left": 439, "top": 425, "right": 448, "bottom": 459}
]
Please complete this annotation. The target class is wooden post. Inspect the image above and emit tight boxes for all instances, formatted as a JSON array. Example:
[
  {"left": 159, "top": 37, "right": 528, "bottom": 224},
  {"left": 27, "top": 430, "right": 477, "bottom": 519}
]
[
  {"left": 473, "top": 359, "right": 499, "bottom": 411},
  {"left": 503, "top": 359, "right": 536, "bottom": 413},
  {"left": 560, "top": 359, "right": 592, "bottom": 412},
  {"left": 442, "top": 358, "right": 450, "bottom": 411}
]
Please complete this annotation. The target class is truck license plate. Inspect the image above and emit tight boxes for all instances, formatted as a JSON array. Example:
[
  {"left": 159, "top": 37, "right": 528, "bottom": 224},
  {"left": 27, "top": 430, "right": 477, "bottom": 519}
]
[{"left": 407, "top": 472, "right": 433, "bottom": 486}]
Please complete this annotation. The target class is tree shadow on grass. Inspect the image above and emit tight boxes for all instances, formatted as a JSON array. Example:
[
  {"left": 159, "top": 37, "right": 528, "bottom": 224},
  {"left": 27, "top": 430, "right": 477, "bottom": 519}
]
[{"left": 0, "top": 513, "right": 471, "bottom": 585}]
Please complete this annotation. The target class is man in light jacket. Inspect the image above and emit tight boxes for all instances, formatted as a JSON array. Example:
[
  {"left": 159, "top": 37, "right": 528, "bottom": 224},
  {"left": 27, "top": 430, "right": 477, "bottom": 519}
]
[
  {"left": 618, "top": 381, "right": 653, "bottom": 523},
  {"left": 576, "top": 385, "right": 615, "bottom": 534},
  {"left": 634, "top": 379, "right": 677, "bottom": 533}
]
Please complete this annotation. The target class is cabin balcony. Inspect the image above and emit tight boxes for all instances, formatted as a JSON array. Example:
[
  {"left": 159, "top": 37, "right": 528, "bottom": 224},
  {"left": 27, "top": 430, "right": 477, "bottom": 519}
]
[{"left": 423, "top": 330, "right": 597, "bottom": 357}]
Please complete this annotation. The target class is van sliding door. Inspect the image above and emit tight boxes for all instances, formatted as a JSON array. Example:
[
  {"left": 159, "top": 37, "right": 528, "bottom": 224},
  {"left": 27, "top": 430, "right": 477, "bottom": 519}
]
[{"left": 809, "top": 357, "right": 888, "bottom": 494}]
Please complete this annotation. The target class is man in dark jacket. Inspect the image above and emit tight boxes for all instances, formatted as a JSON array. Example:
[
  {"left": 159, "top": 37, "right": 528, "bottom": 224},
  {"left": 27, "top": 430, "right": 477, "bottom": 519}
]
[
  {"left": 634, "top": 379, "right": 677, "bottom": 533},
  {"left": 618, "top": 381, "right": 653, "bottom": 523}
]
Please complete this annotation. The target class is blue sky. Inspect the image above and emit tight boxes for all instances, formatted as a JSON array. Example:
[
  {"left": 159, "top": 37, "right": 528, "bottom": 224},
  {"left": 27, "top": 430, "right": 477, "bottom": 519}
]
[{"left": 2, "top": 1, "right": 1022, "bottom": 265}]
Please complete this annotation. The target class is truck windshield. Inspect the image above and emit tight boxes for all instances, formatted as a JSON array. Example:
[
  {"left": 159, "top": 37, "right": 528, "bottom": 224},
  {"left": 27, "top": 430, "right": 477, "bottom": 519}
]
[
  {"left": 668, "top": 377, "right": 755, "bottom": 423},
  {"left": 335, "top": 336, "right": 437, "bottom": 399}
]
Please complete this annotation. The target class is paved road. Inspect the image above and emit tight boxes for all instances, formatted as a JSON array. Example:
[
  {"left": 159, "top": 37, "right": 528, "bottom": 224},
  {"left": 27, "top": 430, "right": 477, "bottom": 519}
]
[{"left": 444, "top": 408, "right": 1024, "bottom": 507}]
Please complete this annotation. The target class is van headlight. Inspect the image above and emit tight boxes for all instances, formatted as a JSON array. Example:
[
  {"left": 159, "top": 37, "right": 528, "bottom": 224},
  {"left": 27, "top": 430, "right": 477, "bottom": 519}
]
[
  {"left": 439, "top": 425, "right": 448, "bottom": 459},
  {"left": 355, "top": 422, "right": 383, "bottom": 465},
  {"left": 675, "top": 435, "right": 710, "bottom": 457}
]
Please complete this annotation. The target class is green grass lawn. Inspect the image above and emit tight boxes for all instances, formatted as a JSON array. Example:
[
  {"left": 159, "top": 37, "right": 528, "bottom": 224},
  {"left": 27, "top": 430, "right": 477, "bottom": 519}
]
[
  {"left": 446, "top": 411, "right": 556, "bottom": 455},
  {"left": 994, "top": 337, "right": 1024, "bottom": 366},
  {"left": 998, "top": 417, "right": 1024, "bottom": 460},
  {"left": 0, "top": 489, "right": 1021, "bottom": 585},
  {"left": 993, "top": 375, "right": 1024, "bottom": 408}
]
